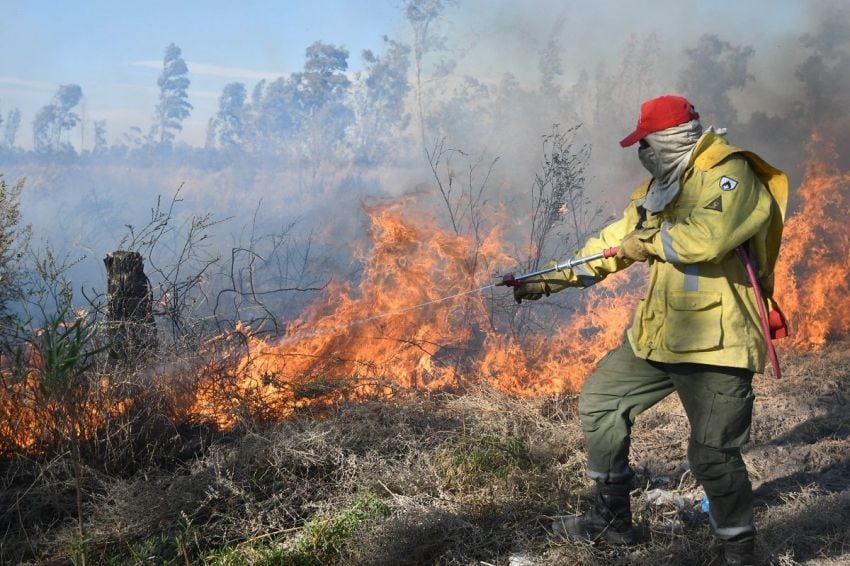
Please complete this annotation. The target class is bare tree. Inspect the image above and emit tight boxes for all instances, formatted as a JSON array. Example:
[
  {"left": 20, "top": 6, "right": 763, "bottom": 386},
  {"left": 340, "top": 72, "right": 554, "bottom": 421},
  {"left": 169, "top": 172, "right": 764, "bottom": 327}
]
[
  {"left": 120, "top": 186, "right": 226, "bottom": 342},
  {"left": 527, "top": 124, "right": 598, "bottom": 271},
  {"left": 212, "top": 203, "right": 328, "bottom": 337},
  {"left": 404, "top": 0, "right": 458, "bottom": 151}
]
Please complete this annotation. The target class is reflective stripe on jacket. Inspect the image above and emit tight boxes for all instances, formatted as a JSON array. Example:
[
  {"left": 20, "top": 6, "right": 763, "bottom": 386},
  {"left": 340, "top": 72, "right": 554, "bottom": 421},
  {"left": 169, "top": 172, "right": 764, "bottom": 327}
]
[{"left": 543, "top": 131, "right": 787, "bottom": 371}]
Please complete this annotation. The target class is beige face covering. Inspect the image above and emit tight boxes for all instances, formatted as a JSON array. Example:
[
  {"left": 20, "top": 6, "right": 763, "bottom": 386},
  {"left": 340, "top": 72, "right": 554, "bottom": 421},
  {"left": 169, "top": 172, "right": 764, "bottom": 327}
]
[{"left": 638, "top": 119, "right": 703, "bottom": 213}]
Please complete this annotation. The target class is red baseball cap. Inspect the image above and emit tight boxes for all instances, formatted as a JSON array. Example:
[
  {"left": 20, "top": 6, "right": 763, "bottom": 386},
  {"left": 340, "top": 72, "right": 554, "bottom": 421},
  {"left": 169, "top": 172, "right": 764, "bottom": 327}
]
[{"left": 619, "top": 95, "right": 700, "bottom": 147}]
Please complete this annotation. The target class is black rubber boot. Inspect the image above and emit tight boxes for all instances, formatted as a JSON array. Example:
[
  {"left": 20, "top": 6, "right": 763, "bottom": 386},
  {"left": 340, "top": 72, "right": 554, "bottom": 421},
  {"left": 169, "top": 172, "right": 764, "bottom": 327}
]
[
  {"left": 552, "top": 482, "right": 636, "bottom": 545},
  {"left": 719, "top": 535, "right": 755, "bottom": 565}
]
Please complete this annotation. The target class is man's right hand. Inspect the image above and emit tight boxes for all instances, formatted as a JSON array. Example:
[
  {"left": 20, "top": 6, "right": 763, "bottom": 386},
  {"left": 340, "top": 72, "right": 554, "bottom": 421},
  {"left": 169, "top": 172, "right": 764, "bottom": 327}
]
[
  {"left": 617, "top": 231, "right": 650, "bottom": 262},
  {"left": 513, "top": 279, "right": 551, "bottom": 304}
]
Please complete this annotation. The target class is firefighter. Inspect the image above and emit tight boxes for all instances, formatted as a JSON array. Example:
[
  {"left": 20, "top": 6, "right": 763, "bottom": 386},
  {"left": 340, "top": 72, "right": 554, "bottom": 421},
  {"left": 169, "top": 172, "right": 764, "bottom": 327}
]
[{"left": 513, "top": 95, "right": 787, "bottom": 565}]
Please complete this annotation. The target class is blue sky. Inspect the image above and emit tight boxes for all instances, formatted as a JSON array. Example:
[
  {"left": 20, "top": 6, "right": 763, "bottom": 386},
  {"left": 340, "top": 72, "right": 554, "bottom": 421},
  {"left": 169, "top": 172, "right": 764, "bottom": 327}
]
[
  {"left": 1, "top": 1, "right": 810, "bottom": 148},
  {"left": 1, "top": 0, "right": 406, "bottom": 146}
]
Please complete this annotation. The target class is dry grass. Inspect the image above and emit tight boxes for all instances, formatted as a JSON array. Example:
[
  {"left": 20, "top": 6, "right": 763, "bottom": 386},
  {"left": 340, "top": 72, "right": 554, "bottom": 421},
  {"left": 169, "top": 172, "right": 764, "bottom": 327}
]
[{"left": 0, "top": 343, "right": 848, "bottom": 565}]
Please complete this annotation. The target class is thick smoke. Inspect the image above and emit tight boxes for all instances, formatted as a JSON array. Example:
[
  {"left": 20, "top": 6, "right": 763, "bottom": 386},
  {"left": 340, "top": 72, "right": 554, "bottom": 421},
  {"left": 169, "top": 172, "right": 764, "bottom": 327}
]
[{"left": 0, "top": 0, "right": 847, "bottom": 326}]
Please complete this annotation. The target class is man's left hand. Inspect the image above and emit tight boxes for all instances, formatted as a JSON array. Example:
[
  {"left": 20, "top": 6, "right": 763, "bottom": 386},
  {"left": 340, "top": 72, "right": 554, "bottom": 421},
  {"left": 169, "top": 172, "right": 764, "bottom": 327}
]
[{"left": 513, "top": 279, "right": 550, "bottom": 304}]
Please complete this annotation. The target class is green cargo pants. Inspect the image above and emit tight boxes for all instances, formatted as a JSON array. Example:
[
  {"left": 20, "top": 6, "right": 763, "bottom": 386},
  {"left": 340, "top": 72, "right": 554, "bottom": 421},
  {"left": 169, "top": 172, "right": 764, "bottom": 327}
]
[{"left": 579, "top": 340, "right": 756, "bottom": 540}]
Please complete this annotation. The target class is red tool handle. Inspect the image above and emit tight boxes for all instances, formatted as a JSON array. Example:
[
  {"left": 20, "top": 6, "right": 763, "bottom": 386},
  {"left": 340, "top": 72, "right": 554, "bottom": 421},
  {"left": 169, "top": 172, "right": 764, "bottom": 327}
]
[{"left": 603, "top": 246, "right": 620, "bottom": 258}]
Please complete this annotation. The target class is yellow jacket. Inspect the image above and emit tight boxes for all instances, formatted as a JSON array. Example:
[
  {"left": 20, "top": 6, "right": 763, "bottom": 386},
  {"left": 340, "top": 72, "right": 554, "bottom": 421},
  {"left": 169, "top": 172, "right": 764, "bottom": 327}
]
[{"left": 543, "top": 132, "right": 788, "bottom": 371}]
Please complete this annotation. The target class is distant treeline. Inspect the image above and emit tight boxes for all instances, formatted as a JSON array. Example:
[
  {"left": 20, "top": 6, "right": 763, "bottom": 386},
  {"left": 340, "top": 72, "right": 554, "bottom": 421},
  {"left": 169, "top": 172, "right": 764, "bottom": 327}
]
[
  {"left": 1, "top": 0, "right": 849, "bottom": 185},
  {"left": 0, "top": 37, "right": 412, "bottom": 170}
]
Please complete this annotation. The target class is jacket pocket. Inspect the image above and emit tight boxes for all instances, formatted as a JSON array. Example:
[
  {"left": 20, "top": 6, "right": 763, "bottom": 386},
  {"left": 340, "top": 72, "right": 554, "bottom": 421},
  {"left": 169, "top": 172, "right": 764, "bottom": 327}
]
[{"left": 664, "top": 291, "right": 722, "bottom": 352}]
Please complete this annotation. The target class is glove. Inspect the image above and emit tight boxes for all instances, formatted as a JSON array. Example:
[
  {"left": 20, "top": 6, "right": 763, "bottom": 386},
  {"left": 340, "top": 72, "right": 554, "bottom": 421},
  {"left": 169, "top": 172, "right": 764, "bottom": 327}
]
[
  {"left": 617, "top": 231, "right": 650, "bottom": 262},
  {"left": 513, "top": 279, "right": 550, "bottom": 304}
]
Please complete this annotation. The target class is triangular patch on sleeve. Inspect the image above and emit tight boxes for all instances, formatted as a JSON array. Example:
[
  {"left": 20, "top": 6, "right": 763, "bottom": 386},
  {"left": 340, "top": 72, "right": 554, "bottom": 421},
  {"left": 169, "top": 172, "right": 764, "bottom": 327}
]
[{"left": 704, "top": 196, "right": 723, "bottom": 212}]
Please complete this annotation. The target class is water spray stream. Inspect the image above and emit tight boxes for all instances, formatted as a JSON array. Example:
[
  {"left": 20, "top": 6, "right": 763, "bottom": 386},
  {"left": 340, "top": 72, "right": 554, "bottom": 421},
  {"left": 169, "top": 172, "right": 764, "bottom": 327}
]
[
  {"left": 273, "top": 246, "right": 626, "bottom": 345},
  {"left": 278, "top": 283, "right": 497, "bottom": 344},
  {"left": 273, "top": 247, "right": 622, "bottom": 344}
]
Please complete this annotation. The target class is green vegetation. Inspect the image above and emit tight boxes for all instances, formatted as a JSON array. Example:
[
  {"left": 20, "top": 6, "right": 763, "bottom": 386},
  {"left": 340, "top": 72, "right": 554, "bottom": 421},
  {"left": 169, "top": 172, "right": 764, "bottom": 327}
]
[
  {"left": 203, "top": 490, "right": 390, "bottom": 566},
  {"left": 434, "top": 433, "right": 532, "bottom": 495},
  {"left": 289, "top": 489, "right": 390, "bottom": 564}
]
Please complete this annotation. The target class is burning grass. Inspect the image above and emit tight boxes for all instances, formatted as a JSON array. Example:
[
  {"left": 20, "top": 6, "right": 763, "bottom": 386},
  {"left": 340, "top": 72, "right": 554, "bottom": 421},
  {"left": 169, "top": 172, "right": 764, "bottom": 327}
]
[
  {"left": 1, "top": 133, "right": 849, "bottom": 563},
  {"left": 0, "top": 343, "right": 848, "bottom": 564}
]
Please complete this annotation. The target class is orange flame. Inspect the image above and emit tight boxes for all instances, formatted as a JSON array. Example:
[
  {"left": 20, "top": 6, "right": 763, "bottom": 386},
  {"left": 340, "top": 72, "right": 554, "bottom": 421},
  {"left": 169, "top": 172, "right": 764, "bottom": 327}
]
[
  {"left": 774, "top": 133, "right": 850, "bottom": 348},
  {"left": 190, "top": 200, "right": 641, "bottom": 425},
  {"left": 192, "top": 134, "right": 850, "bottom": 428},
  {"left": 5, "top": 134, "right": 850, "bottom": 448},
  {"left": 0, "top": 361, "right": 127, "bottom": 454}
]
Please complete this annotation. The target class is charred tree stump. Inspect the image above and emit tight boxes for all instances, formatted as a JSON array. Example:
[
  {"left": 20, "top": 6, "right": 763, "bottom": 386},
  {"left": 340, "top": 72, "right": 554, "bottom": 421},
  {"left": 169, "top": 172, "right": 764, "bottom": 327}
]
[{"left": 104, "top": 251, "right": 157, "bottom": 364}]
